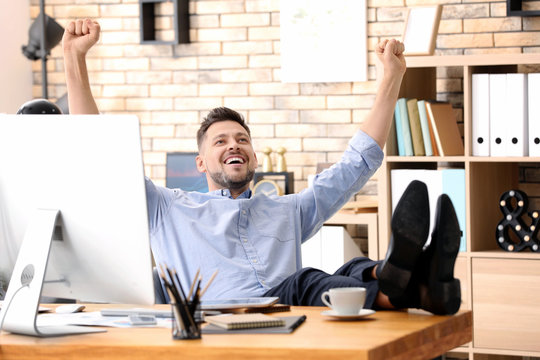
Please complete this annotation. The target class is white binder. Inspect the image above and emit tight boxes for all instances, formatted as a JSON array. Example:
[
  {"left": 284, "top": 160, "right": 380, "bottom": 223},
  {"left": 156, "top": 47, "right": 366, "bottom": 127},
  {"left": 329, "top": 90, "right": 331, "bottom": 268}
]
[
  {"left": 506, "top": 73, "right": 528, "bottom": 156},
  {"left": 489, "top": 74, "right": 508, "bottom": 156},
  {"left": 472, "top": 74, "right": 490, "bottom": 156},
  {"left": 529, "top": 73, "right": 540, "bottom": 157}
]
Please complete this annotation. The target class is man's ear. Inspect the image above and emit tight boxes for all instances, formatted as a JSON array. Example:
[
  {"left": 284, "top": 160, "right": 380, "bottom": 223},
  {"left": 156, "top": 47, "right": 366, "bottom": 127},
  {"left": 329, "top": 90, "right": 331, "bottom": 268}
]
[{"left": 195, "top": 154, "right": 206, "bottom": 173}]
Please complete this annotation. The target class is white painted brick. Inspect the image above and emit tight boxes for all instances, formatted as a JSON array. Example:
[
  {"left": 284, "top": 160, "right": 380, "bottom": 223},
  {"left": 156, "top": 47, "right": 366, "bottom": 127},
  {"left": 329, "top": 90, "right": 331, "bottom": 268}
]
[
  {"left": 126, "top": 98, "right": 173, "bottom": 111},
  {"left": 224, "top": 96, "right": 274, "bottom": 110},
  {"left": 303, "top": 138, "right": 350, "bottom": 152},
  {"left": 249, "top": 82, "right": 299, "bottom": 96},
  {"left": 300, "top": 110, "right": 351, "bottom": 124},
  {"left": 153, "top": 138, "right": 198, "bottom": 152},
  {"left": 275, "top": 96, "right": 326, "bottom": 110},
  {"left": 198, "top": 55, "right": 248, "bottom": 69},
  {"left": 200, "top": 83, "right": 249, "bottom": 96},
  {"left": 249, "top": 54, "right": 281, "bottom": 68},
  {"left": 152, "top": 111, "right": 200, "bottom": 125},
  {"left": 276, "top": 124, "right": 327, "bottom": 138},
  {"left": 223, "top": 41, "right": 273, "bottom": 55},
  {"left": 150, "top": 84, "right": 198, "bottom": 97},
  {"left": 222, "top": 69, "right": 273, "bottom": 82},
  {"left": 198, "top": 28, "right": 247, "bottom": 42},
  {"left": 249, "top": 110, "right": 299, "bottom": 124},
  {"left": 141, "top": 124, "right": 176, "bottom": 138},
  {"left": 174, "top": 97, "right": 223, "bottom": 110}
]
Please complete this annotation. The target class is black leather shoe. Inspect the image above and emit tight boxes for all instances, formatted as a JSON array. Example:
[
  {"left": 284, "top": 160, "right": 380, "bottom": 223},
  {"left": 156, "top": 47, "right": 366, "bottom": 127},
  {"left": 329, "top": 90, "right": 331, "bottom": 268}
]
[
  {"left": 418, "top": 194, "right": 462, "bottom": 315},
  {"left": 377, "top": 180, "right": 430, "bottom": 299}
]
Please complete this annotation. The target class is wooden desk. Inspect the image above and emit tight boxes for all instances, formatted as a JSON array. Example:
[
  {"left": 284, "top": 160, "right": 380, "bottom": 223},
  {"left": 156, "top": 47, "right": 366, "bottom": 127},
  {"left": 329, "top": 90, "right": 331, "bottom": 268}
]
[{"left": 0, "top": 305, "right": 471, "bottom": 360}]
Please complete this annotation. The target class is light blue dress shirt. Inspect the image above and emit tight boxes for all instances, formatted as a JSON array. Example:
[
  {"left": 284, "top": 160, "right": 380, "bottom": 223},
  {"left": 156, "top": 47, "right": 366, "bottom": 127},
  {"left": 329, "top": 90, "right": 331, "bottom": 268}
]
[{"left": 146, "top": 130, "right": 383, "bottom": 300}]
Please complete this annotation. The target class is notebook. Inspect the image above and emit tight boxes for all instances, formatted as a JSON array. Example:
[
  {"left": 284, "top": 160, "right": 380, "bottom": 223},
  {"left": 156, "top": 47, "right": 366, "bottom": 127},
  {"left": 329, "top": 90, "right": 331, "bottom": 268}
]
[
  {"left": 204, "top": 313, "right": 285, "bottom": 330},
  {"left": 202, "top": 315, "right": 306, "bottom": 334}
]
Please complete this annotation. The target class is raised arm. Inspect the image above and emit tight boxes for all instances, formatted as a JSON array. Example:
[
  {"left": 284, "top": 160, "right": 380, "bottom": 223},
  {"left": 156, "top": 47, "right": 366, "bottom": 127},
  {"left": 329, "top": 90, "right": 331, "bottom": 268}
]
[
  {"left": 62, "top": 19, "right": 101, "bottom": 115},
  {"left": 360, "top": 39, "right": 406, "bottom": 149}
]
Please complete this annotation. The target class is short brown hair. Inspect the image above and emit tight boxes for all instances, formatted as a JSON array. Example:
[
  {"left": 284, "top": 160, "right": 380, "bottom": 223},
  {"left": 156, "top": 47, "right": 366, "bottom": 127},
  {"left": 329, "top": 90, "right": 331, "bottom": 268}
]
[{"left": 197, "top": 107, "right": 251, "bottom": 149}]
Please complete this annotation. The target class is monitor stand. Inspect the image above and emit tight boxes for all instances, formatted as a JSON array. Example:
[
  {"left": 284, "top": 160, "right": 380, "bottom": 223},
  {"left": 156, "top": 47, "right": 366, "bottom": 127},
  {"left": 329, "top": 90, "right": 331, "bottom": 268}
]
[{"left": 0, "top": 209, "right": 106, "bottom": 337}]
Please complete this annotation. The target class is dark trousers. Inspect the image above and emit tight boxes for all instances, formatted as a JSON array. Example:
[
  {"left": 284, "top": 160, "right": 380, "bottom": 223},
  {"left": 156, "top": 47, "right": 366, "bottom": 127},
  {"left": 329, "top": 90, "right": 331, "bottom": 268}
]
[{"left": 264, "top": 257, "right": 382, "bottom": 309}]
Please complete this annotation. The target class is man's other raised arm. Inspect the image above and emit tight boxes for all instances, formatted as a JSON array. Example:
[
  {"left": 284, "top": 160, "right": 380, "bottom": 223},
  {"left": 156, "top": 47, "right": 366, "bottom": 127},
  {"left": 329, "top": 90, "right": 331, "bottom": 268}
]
[
  {"left": 360, "top": 39, "right": 406, "bottom": 149},
  {"left": 62, "top": 19, "right": 101, "bottom": 115}
]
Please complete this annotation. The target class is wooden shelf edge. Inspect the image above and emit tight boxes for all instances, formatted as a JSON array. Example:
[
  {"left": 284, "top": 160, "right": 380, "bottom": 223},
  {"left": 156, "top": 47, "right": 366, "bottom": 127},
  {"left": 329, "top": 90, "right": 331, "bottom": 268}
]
[{"left": 405, "top": 53, "right": 540, "bottom": 68}]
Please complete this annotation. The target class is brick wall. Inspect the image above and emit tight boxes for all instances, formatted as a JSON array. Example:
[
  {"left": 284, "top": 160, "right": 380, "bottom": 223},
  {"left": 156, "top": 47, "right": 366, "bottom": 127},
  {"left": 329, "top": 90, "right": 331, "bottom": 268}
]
[{"left": 31, "top": 0, "right": 540, "bottom": 191}]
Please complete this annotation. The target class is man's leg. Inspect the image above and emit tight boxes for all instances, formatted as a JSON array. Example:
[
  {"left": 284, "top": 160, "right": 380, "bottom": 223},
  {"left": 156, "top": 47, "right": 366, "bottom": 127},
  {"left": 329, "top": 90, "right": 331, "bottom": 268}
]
[{"left": 264, "top": 258, "right": 380, "bottom": 308}]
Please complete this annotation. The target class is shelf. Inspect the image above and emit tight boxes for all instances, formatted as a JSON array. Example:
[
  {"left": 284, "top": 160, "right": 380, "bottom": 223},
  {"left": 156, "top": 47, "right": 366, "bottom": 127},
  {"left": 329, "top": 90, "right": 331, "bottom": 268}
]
[
  {"left": 378, "top": 53, "right": 540, "bottom": 358},
  {"left": 139, "top": 0, "right": 189, "bottom": 45},
  {"left": 386, "top": 156, "right": 540, "bottom": 163}
]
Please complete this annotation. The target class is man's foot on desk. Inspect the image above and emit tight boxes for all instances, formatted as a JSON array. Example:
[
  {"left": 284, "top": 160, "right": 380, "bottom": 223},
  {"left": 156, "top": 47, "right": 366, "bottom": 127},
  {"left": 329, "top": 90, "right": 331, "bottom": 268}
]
[
  {"left": 376, "top": 180, "right": 430, "bottom": 299},
  {"left": 389, "top": 194, "right": 462, "bottom": 315}
]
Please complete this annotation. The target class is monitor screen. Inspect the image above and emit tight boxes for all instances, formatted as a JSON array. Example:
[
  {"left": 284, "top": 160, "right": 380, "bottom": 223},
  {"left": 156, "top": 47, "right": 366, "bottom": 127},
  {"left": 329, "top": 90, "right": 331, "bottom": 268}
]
[
  {"left": 0, "top": 114, "right": 155, "bottom": 336},
  {"left": 166, "top": 152, "right": 208, "bottom": 192}
]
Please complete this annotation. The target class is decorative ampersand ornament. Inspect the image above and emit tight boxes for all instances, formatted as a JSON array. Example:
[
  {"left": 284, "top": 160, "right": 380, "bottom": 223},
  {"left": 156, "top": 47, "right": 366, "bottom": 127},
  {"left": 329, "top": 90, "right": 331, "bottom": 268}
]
[{"left": 496, "top": 190, "right": 540, "bottom": 252}]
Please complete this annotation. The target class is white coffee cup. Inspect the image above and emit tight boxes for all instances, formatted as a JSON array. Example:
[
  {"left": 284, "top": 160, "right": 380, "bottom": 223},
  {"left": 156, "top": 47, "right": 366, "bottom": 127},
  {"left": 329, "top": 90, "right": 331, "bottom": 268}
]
[{"left": 321, "top": 287, "right": 366, "bottom": 315}]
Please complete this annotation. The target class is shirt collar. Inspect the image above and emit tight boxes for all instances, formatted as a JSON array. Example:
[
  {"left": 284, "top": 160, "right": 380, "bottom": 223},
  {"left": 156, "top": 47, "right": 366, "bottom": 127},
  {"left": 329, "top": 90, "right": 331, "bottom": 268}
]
[{"left": 210, "top": 188, "right": 252, "bottom": 199}]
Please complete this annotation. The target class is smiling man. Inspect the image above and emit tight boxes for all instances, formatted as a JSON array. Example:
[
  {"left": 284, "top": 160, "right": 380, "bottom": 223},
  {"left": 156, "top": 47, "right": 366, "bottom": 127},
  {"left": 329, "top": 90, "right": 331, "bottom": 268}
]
[
  {"left": 61, "top": 19, "right": 462, "bottom": 315},
  {"left": 195, "top": 109, "right": 258, "bottom": 199}
]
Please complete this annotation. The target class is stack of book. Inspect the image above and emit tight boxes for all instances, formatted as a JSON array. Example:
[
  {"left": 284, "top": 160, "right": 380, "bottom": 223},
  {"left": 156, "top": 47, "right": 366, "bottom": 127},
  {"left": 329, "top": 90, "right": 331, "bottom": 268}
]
[
  {"left": 392, "top": 98, "right": 464, "bottom": 157},
  {"left": 472, "top": 72, "right": 540, "bottom": 157}
]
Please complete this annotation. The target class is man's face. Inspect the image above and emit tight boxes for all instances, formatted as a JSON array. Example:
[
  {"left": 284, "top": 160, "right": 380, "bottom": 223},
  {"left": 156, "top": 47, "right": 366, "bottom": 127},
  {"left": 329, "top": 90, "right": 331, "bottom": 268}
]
[{"left": 196, "top": 120, "right": 258, "bottom": 193}]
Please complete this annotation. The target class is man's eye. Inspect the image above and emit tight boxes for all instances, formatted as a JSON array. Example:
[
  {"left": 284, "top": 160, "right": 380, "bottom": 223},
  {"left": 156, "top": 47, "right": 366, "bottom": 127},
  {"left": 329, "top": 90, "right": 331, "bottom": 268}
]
[{"left": 215, "top": 140, "right": 224, "bottom": 145}]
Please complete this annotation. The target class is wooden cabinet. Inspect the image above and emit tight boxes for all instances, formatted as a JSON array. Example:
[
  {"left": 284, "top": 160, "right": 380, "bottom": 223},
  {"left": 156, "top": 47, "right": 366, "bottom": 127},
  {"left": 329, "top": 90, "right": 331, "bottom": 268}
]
[{"left": 377, "top": 54, "right": 540, "bottom": 359}]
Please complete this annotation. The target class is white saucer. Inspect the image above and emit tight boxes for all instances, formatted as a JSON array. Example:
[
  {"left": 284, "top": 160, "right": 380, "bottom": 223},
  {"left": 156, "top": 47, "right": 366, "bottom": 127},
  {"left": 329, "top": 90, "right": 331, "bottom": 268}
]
[{"left": 321, "top": 309, "right": 376, "bottom": 320}]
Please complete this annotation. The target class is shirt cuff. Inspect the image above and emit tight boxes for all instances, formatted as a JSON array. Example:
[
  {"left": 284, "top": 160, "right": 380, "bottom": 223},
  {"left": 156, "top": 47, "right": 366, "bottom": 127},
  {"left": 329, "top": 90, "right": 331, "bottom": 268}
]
[{"left": 348, "top": 130, "right": 384, "bottom": 169}]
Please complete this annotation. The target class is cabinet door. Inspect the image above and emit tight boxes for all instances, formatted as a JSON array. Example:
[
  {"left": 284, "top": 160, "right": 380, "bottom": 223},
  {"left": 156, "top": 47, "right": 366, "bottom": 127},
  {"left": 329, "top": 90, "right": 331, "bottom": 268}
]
[{"left": 472, "top": 258, "right": 540, "bottom": 352}]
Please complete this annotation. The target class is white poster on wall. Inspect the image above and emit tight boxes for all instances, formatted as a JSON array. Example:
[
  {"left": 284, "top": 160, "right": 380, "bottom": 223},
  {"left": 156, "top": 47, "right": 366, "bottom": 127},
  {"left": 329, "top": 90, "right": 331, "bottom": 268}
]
[{"left": 280, "top": 0, "right": 367, "bottom": 83}]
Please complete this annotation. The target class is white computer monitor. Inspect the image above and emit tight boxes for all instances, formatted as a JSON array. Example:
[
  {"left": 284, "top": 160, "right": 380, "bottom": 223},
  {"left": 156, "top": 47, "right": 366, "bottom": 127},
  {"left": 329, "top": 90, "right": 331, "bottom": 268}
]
[{"left": 0, "top": 114, "right": 155, "bottom": 337}]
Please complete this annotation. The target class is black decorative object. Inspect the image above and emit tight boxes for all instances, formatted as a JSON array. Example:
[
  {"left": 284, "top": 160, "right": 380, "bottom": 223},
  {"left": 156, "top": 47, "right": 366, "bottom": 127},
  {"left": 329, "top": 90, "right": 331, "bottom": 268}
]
[{"left": 496, "top": 190, "right": 540, "bottom": 252}]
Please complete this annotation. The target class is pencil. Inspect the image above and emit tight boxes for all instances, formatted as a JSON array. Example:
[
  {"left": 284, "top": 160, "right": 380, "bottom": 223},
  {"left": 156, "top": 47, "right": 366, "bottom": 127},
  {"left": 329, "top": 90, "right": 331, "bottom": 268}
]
[
  {"left": 200, "top": 269, "right": 218, "bottom": 297},
  {"left": 187, "top": 268, "right": 200, "bottom": 299}
]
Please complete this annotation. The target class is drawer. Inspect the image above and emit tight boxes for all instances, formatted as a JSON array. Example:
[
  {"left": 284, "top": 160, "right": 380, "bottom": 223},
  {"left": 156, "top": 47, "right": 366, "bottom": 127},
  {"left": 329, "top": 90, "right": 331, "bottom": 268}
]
[{"left": 472, "top": 258, "right": 540, "bottom": 352}]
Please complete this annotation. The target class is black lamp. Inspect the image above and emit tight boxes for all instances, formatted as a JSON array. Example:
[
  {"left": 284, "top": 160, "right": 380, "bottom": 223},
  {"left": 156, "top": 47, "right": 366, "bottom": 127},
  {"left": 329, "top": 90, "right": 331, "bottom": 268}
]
[{"left": 21, "top": 0, "right": 64, "bottom": 102}]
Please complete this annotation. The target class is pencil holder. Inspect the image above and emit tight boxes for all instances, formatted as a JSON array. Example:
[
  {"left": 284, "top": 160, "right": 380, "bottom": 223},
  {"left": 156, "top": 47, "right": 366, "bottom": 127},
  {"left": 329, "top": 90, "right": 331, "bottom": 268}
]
[{"left": 171, "top": 301, "right": 201, "bottom": 340}]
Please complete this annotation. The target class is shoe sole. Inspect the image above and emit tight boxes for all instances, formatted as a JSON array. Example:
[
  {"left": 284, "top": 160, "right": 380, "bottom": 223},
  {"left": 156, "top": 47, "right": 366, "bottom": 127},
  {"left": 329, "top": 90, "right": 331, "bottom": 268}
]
[{"left": 379, "top": 180, "right": 430, "bottom": 298}]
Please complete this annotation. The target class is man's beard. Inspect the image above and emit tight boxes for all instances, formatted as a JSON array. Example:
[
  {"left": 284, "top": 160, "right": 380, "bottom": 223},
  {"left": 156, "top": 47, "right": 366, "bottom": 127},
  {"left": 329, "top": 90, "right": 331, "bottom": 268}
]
[{"left": 208, "top": 168, "right": 255, "bottom": 191}]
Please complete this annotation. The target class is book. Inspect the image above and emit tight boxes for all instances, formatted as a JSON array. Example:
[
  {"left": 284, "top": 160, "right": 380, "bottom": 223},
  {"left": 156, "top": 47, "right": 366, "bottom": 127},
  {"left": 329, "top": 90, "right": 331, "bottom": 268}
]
[
  {"left": 202, "top": 315, "right": 306, "bottom": 334},
  {"left": 204, "top": 313, "right": 286, "bottom": 330},
  {"left": 238, "top": 304, "right": 291, "bottom": 314},
  {"left": 424, "top": 101, "right": 440, "bottom": 156},
  {"left": 417, "top": 100, "right": 434, "bottom": 156},
  {"left": 406, "top": 98, "right": 426, "bottom": 156},
  {"left": 393, "top": 102, "right": 405, "bottom": 156},
  {"left": 396, "top": 98, "right": 414, "bottom": 156},
  {"left": 425, "top": 101, "right": 464, "bottom": 156}
]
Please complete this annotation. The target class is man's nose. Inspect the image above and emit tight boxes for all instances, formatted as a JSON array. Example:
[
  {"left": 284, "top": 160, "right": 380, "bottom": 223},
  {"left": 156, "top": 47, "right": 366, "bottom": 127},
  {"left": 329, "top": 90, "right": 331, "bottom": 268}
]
[{"left": 228, "top": 141, "right": 240, "bottom": 150}]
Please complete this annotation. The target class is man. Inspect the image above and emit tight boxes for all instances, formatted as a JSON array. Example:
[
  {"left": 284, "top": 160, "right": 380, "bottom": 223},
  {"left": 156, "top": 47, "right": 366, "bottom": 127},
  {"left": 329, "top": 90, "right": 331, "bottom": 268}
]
[{"left": 62, "top": 19, "right": 461, "bottom": 315}]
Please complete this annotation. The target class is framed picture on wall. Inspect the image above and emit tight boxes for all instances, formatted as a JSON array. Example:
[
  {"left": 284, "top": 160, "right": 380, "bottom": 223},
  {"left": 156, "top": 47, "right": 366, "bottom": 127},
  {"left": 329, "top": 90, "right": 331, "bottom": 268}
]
[
  {"left": 402, "top": 5, "right": 442, "bottom": 56},
  {"left": 280, "top": 0, "right": 367, "bottom": 83}
]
